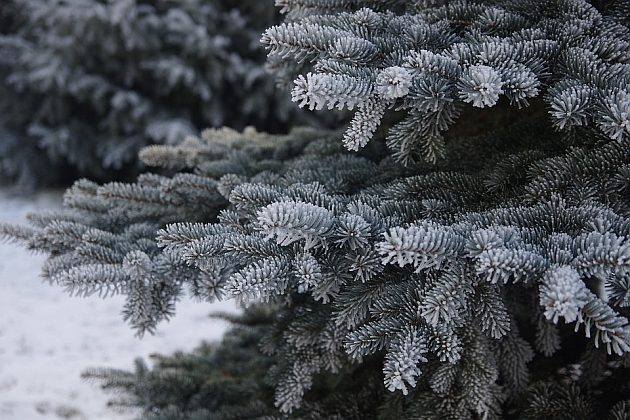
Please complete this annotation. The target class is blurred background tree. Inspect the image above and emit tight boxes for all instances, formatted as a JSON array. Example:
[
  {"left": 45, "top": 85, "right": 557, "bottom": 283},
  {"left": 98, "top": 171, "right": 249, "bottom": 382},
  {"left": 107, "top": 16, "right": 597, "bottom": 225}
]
[{"left": 0, "top": 0, "right": 333, "bottom": 188}]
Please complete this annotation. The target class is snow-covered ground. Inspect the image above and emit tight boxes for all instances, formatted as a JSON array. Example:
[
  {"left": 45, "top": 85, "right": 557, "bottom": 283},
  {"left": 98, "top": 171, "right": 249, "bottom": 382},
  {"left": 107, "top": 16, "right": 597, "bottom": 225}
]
[{"left": 0, "top": 190, "right": 237, "bottom": 420}]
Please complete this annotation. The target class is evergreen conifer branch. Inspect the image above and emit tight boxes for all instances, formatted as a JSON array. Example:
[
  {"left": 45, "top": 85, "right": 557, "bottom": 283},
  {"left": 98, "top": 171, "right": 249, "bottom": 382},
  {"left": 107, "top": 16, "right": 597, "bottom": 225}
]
[{"left": 3, "top": 0, "right": 630, "bottom": 418}]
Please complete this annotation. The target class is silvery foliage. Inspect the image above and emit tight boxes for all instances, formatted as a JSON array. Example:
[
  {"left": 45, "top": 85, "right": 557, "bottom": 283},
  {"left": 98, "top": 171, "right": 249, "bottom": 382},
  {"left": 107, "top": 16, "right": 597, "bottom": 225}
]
[
  {"left": 262, "top": 0, "right": 630, "bottom": 165},
  {"left": 0, "top": 0, "right": 297, "bottom": 186},
  {"left": 2, "top": 0, "right": 630, "bottom": 418},
  {"left": 3, "top": 114, "right": 630, "bottom": 417}
]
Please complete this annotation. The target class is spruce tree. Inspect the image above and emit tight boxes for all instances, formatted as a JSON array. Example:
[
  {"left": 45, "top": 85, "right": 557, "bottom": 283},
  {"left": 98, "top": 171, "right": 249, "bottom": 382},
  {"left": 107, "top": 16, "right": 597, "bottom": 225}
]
[
  {"left": 0, "top": 0, "right": 326, "bottom": 187},
  {"left": 3, "top": 0, "right": 630, "bottom": 418}
]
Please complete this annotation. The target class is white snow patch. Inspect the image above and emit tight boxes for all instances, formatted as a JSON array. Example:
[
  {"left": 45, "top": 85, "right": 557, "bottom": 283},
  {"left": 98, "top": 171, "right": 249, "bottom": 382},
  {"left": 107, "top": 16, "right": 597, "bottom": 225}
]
[{"left": 0, "top": 189, "right": 237, "bottom": 420}]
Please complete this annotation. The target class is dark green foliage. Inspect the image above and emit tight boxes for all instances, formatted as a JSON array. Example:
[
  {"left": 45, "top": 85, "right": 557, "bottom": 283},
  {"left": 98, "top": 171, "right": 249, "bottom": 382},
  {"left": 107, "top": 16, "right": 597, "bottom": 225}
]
[{"left": 84, "top": 306, "right": 278, "bottom": 420}]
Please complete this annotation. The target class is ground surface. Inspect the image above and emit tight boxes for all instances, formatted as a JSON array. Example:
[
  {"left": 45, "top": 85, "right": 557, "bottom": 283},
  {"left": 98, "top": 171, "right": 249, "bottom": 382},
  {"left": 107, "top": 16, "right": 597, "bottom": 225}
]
[{"left": 0, "top": 190, "right": 236, "bottom": 419}]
